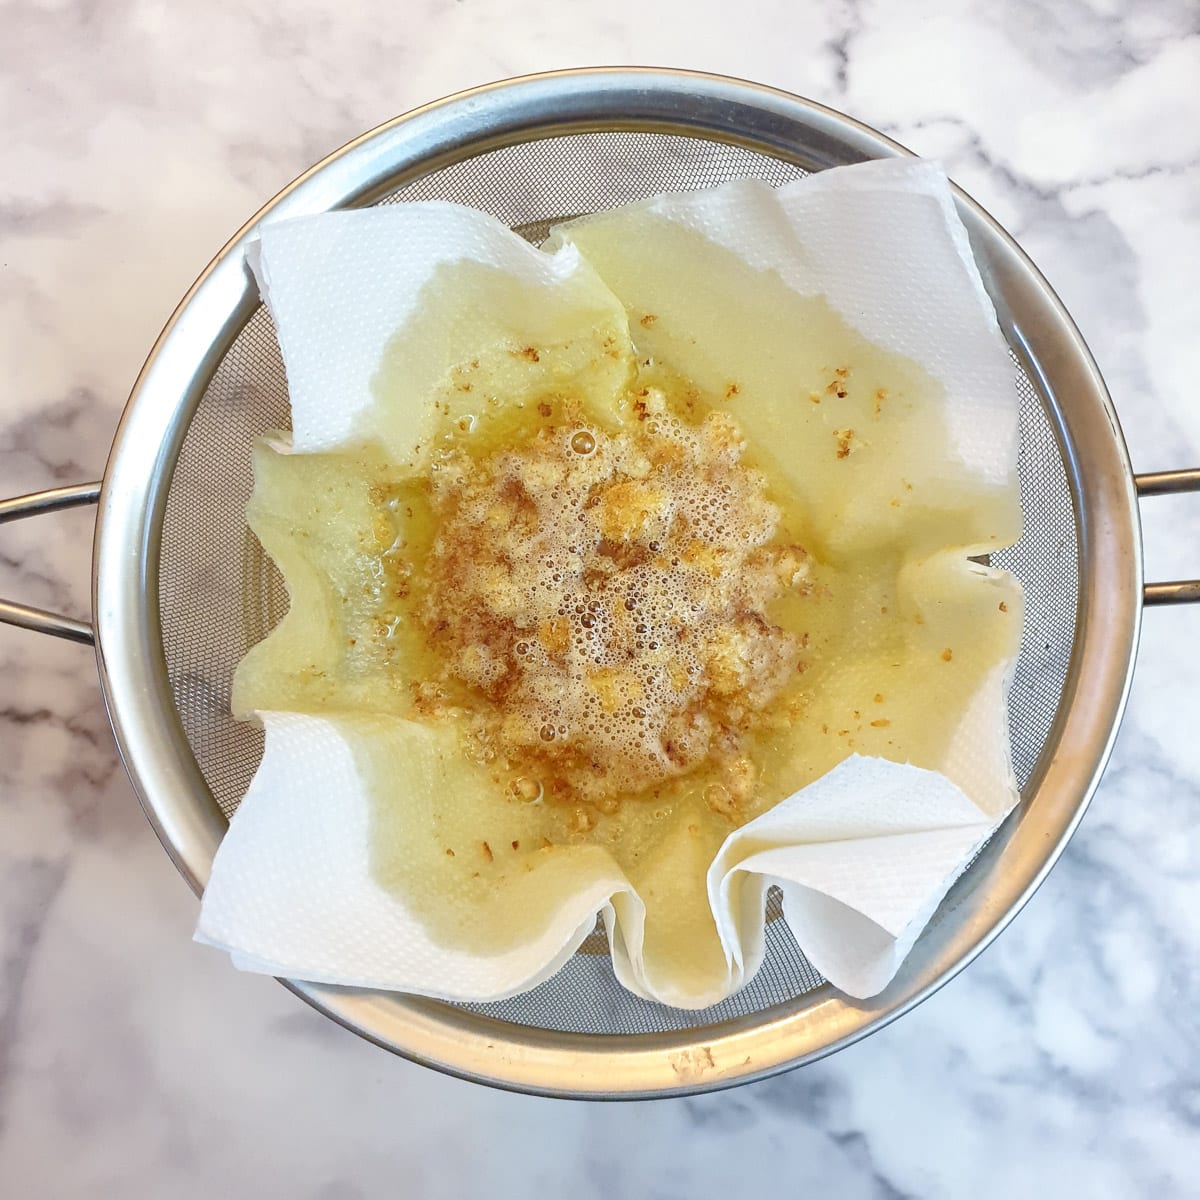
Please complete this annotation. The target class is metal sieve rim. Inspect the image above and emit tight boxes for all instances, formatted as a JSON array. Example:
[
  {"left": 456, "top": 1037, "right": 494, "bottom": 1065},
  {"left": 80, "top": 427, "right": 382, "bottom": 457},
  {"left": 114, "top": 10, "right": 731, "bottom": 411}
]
[{"left": 92, "top": 68, "right": 1141, "bottom": 1098}]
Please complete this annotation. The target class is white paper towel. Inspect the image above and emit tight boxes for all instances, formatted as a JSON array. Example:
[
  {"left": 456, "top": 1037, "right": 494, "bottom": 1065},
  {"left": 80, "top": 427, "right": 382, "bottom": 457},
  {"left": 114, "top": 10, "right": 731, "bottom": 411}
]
[{"left": 196, "top": 158, "right": 1024, "bottom": 1005}]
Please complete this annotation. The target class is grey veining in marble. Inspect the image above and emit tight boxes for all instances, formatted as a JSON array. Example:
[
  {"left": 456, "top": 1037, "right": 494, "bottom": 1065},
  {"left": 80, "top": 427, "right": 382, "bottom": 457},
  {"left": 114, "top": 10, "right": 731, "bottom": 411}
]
[{"left": 2, "top": 1, "right": 1198, "bottom": 1196}]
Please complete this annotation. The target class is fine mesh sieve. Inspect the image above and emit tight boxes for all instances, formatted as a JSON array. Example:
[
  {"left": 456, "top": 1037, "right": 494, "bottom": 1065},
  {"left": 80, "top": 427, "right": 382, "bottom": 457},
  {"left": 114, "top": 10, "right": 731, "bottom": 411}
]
[
  {"left": 158, "top": 131, "right": 1078, "bottom": 1037},
  {"left": 10, "top": 70, "right": 1194, "bottom": 1097}
]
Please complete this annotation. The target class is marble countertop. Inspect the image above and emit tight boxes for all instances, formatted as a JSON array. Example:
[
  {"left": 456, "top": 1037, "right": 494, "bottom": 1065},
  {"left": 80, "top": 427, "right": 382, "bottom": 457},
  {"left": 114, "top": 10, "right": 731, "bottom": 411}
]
[{"left": 3, "top": 1, "right": 1198, "bottom": 1195}]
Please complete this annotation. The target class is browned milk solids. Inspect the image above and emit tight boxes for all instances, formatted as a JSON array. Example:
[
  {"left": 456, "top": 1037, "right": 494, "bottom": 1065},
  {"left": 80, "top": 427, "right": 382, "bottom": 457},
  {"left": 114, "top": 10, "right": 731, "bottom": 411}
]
[{"left": 398, "top": 379, "right": 816, "bottom": 831}]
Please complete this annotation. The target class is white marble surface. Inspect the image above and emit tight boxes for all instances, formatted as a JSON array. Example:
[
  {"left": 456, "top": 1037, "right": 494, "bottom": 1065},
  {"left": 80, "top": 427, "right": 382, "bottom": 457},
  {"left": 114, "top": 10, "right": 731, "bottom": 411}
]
[{"left": 2, "top": 1, "right": 1198, "bottom": 1195}]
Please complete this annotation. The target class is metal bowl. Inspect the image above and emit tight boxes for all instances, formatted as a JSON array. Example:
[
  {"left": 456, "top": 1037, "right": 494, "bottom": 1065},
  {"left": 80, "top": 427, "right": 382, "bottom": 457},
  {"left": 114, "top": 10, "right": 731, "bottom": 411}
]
[{"left": 3, "top": 68, "right": 1197, "bottom": 1098}]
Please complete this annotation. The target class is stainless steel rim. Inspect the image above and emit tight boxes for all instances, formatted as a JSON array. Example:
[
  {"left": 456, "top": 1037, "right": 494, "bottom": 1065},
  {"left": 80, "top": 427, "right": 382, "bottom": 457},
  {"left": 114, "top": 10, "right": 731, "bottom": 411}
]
[{"left": 93, "top": 68, "right": 1143, "bottom": 1098}]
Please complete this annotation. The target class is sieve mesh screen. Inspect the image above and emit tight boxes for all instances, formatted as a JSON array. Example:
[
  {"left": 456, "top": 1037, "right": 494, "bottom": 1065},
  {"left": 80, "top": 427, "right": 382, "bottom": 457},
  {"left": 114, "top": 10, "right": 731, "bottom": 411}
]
[{"left": 158, "top": 132, "right": 1079, "bottom": 1036}]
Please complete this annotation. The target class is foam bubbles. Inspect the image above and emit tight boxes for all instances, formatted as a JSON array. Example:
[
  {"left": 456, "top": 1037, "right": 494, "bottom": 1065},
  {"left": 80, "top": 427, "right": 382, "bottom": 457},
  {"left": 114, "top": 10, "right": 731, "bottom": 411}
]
[{"left": 419, "top": 390, "right": 803, "bottom": 804}]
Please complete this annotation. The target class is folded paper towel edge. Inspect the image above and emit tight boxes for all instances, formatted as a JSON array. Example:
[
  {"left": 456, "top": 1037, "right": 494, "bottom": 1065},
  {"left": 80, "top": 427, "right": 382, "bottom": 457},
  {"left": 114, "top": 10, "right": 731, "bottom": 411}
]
[
  {"left": 553, "top": 156, "right": 1001, "bottom": 331},
  {"left": 706, "top": 755, "right": 1007, "bottom": 999}
]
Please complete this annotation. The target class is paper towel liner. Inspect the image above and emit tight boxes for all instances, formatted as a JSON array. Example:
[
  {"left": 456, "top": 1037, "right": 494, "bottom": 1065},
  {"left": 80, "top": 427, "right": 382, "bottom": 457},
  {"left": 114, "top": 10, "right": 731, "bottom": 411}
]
[{"left": 196, "top": 158, "right": 1023, "bottom": 1005}]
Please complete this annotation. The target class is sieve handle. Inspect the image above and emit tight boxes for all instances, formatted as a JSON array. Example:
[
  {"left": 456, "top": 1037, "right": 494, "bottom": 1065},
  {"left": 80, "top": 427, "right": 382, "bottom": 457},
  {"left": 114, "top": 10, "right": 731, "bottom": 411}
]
[
  {"left": 1136, "top": 468, "right": 1200, "bottom": 606},
  {"left": 0, "top": 483, "right": 101, "bottom": 645}
]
